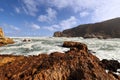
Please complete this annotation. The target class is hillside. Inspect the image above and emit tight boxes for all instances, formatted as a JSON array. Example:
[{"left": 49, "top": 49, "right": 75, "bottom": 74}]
[{"left": 53, "top": 18, "right": 120, "bottom": 38}]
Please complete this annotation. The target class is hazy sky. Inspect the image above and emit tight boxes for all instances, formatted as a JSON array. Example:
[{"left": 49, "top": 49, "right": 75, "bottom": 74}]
[{"left": 0, "top": 0, "right": 120, "bottom": 37}]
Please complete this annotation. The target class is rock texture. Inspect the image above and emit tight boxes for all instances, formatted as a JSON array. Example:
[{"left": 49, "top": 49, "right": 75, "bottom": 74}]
[
  {"left": 0, "top": 41, "right": 119, "bottom": 80},
  {"left": 0, "top": 28, "right": 14, "bottom": 46},
  {"left": 53, "top": 18, "right": 120, "bottom": 38},
  {"left": 101, "top": 59, "right": 120, "bottom": 72}
]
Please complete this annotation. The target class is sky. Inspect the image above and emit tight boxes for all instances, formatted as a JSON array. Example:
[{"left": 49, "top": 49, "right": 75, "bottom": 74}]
[{"left": 0, "top": 0, "right": 120, "bottom": 37}]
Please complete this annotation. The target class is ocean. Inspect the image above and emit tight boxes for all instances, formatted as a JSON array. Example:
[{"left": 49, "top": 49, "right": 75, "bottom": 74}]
[{"left": 0, "top": 37, "right": 120, "bottom": 62}]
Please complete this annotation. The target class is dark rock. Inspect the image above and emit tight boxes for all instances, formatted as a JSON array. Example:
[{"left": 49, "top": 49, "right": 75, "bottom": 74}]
[
  {"left": 101, "top": 59, "right": 120, "bottom": 72},
  {"left": 23, "top": 39, "right": 31, "bottom": 42},
  {"left": 22, "top": 39, "right": 27, "bottom": 42}
]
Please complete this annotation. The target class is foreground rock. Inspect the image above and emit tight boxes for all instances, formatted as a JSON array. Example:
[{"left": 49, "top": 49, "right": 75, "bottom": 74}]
[
  {"left": 0, "top": 41, "right": 120, "bottom": 80},
  {"left": 101, "top": 59, "right": 120, "bottom": 72},
  {"left": 54, "top": 18, "right": 120, "bottom": 38},
  {"left": 0, "top": 28, "right": 14, "bottom": 46}
]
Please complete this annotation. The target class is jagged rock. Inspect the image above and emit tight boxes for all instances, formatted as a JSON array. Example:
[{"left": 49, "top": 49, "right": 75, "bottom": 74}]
[
  {"left": 53, "top": 18, "right": 120, "bottom": 38},
  {"left": 53, "top": 31, "right": 63, "bottom": 37},
  {"left": 0, "top": 41, "right": 119, "bottom": 80},
  {"left": 63, "top": 41, "right": 88, "bottom": 52},
  {"left": 0, "top": 28, "right": 4, "bottom": 38},
  {"left": 0, "top": 28, "right": 14, "bottom": 46},
  {"left": 53, "top": 31, "right": 70, "bottom": 37},
  {"left": 101, "top": 59, "right": 120, "bottom": 72}
]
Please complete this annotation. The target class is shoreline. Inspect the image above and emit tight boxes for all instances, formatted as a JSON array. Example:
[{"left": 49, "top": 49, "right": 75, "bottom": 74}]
[{"left": 0, "top": 41, "right": 120, "bottom": 80}]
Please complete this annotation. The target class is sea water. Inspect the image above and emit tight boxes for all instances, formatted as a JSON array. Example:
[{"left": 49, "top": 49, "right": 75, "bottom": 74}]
[{"left": 0, "top": 37, "right": 120, "bottom": 62}]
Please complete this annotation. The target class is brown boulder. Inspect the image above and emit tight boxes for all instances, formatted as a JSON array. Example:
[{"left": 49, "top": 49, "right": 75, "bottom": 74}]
[{"left": 63, "top": 41, "right": 88, "bottom": 52}]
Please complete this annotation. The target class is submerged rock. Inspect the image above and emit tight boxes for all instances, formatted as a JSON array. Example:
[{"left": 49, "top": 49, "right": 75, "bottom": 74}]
[
  {"left": 22, "top": 39, "right": 31, "bottom": 42},
  {"left": 0, "top": 28, "right": 14, "bottom": 46},
  {"left": 0, "top": 41, "right": 119, "bottom": 80}
]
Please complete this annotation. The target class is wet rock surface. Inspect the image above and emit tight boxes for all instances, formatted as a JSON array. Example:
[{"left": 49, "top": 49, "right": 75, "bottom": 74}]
[{"left": 0, "top": 41, "right": 119, "bottom": 80}]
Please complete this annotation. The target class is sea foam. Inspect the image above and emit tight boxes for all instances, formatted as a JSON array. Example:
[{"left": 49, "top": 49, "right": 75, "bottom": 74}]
[{"left": 0, "top": 37, "right": 119, "bottom": 62}]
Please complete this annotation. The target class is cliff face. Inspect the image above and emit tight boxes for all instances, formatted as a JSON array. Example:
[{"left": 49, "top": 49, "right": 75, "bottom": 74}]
[
  {"left": 0, "top": 41, "right": 119, "bottom": 80},
  {"left": 0, "top": 28, "right": 4, "bottom": 38},
  {"left": 53, "top": 18, "right": 120, "bottom": 38},
  {"left": 0, "top": 28, "right": 14, "bottom": 46}
]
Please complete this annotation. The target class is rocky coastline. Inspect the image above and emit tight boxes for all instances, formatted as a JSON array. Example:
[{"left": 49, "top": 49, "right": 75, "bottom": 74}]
[
  {"left": 0, "top": 28, "right": 14, "bottom": 46},
  {"left": 0, "top": 41, "right": 120, "bottom": 80},
  {"left": 53, "top": 18, "right": 120, "bottom": 38}
]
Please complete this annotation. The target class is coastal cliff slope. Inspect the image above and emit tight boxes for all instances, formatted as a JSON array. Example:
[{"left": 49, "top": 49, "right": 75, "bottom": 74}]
[{"left": 54, "top": 18, "right": 120, "bottom": 38}]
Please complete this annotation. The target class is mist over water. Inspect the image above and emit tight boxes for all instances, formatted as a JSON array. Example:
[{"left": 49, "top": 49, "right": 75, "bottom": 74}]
[{"left": 0, "top": 37, "right": 120, "bottom": 61}]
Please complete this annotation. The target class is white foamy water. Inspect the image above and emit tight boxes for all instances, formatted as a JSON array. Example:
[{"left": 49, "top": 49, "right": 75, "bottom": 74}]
[{"left": 0, "top": 37, "right": 120, "bottom": 61}]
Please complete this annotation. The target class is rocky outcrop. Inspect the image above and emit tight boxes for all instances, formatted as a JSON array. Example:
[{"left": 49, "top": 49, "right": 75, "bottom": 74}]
[
  {"left": 0, "top": 41, "right": 119, "bottom": 80},
  {"left": 53, "top": 31, "right": 69, "bottom": 37},
  {"left": 0, "top": 28, "right": 14, "bottom": 46},
  {"left": 101, "top": 59, "right": 120, "bottom": 79},
  {"left": 53, "top": 18, "right": 120, "bottom": 38},
  {"left": 101, "top": 59, "right": 120, "bottom": 72},
  {"left": 63, "top": 41, "right": 88, "bottom": 52}
]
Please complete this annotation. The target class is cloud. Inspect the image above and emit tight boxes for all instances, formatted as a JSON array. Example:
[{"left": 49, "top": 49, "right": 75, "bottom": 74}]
[
  {"left": 31, "top": 23, "right": 40, "bottom": 30},
  {"left": 44, "top": 24, "right": 60, "bottom": 31},
  {"left": 20, "top": 0, "right": 120, "bottom": 23},
  {"left": 91, "top": 0, "right": 120, "bottom": 22},
  {"left": 49, "top": 0, "right": 98, "bottom": 12},
  {"left": 15, "top": 7, "right": 20, "bottom": 13},
  {"left": 2, "top": 24, "right": 20, "bottom": 31},
  {"left": 10, "top": 0, "right": 120, "bottom": 35},
  {"left": 0, "top": 8, "right": 4, "bottom": 12},
  {"left": 38, "top": 8, "right": 57, "bottom": 23},
  {"left": 10, "top": 26, "right": 20, "bottom": 31},
  {"left": 0, "top": 23, "right": 21, "bottom": 36},
  {"left": 44, "top": 16, "right": 78, "bottom": 31},
  {"left": 22, "top": 0, "right": 40, "bottom": 16},
  {"left": 80, "top": 11, "right": 89, "bottom": 17},
  {"left": 59, "top": 16, "right": 78, "bottom": 30},
  {"left": 49, "top": 0, "right": 120, "bottom": 22},
  {"left": 24, "top": 22, "right": 40, "bottom": 30}
]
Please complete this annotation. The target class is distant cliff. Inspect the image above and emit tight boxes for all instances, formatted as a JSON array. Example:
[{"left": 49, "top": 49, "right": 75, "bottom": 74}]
[
  {"left": 0, "top": 28, "right": 14, "bottom": 46},
  {"left": 53, "top": 18, "right": 120, "bottom": 38}
]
